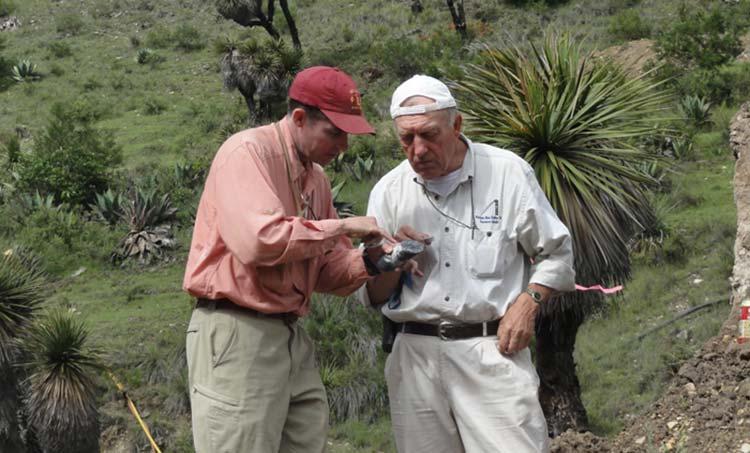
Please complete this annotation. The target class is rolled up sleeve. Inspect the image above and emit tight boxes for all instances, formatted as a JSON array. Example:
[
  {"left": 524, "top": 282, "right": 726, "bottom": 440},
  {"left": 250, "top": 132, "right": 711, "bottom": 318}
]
[
  {"left": 314, "top": 201, "right": 369, "bottom": 296},
  {"left": 515, "top": 170, "right": 576, "bottom": 292}
]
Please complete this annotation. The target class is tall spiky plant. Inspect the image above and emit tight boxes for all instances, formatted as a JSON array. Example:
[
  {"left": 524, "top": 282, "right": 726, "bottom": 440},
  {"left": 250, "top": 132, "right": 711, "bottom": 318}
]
[
  {"left": 453, "top": 35, "right": 671, "bottom": 435},
  {"left": 0, "top": 247, "right": 47, "bottom": 453},
  {"left": 21, "top": 309, "right": 101, "bottom": 453}
]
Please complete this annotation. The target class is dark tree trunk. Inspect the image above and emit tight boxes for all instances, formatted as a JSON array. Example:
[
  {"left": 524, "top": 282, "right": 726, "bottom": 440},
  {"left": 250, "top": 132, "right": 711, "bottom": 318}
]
[
  {"left": 535, "top": 299, "right": 590, "bottom": 437},
  {"left": 278, "top": 0, "right": 302, "bottom": 50},
  {"left": 0, "top": 369, "right": 25, "bottom": 453},
  {"left": 446, "top": 0, "right": 467, "bottom": 39},
  {"left": 411, "top": 0, "right": 423, "bottom": 14}
]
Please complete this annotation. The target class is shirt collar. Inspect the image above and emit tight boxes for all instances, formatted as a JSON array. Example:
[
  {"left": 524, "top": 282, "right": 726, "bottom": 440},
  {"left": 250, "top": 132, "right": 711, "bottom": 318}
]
[{"left": 412, "top": 134, "right": 475, "bottom": 191}]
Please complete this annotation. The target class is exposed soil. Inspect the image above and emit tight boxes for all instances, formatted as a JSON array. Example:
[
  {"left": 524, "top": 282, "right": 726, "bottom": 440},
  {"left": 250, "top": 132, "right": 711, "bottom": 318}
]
[{"left": 552, "top": 102, "right": 750, "bottom": 452}]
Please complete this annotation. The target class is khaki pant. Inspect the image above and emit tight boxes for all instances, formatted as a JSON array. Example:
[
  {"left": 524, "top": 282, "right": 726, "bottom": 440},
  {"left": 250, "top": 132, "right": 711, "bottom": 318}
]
[
  {"left": 186, "top": 304, "right": 328, "bottom": 453},
  {"left": 386, "top": 333, "right": 549, "bottom": 453}
]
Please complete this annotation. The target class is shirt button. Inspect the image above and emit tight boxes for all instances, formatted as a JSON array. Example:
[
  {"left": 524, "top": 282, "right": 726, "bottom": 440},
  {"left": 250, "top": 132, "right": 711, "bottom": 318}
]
[
  {"left": 444, "top": 226, "right": 449, "bottom": 232},
  {"left": 444, "top": 296, "right": 450, "bottom": 302},
  {"left": 445, "top": 262, "right": 450, "bottom": 268}
]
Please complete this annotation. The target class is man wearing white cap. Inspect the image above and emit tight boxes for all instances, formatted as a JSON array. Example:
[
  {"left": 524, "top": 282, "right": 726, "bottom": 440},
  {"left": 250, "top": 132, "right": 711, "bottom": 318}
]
[{"left": 359, "top": 75, "right": 576, "bottom": 452}]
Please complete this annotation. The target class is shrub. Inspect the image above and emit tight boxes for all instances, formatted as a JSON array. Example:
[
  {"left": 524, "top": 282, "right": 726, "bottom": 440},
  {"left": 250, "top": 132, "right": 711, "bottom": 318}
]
[
  {"left": 0, "top": 0, "right": 16, "bottom": 16},
  {"left": 368, "top": 31, "right": 463, "bottom": 80},
  {"left": 46, "top": 41, "right": 73, "bottom": 58},
  {"left": 49, "top": 64, "right": 64, "bottom": 77},
  {"left": 173, "top": 24, "right": 205, "bottom": 52},
  {"left": 655, "top": 4, "right": 742, "bottom": 71},
  {"left": 304, "top": 296, "right": 387, "bottom": 422},
  {"left": 609, "top": 10, "right": 650, "bottom": 41},
  {"left": 145, "top": 26, "right": 173, "bottom": 49},
  {"left": 55, "top": 13, "right": 85, "bottom": 36},
  {"left": 16, "top": 103, "right": 122, "bottom": 206},
  {"left": 143, "top": 98, "right": 167, "bottom": 115},
  {"left": 135, "top": 48, "right": 164, "bottom": 65},
  {"left": 3, "top": 134, "right": 20, "bottom": 168},
  {"left": 10, "top": 205, "right": 122, "bottom": 274}
]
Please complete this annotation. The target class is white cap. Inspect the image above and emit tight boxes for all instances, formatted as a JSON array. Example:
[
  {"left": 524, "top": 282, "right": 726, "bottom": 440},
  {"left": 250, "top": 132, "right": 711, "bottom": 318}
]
[{"left": 390, "top": 75, "right": 457, "bottom": 119}]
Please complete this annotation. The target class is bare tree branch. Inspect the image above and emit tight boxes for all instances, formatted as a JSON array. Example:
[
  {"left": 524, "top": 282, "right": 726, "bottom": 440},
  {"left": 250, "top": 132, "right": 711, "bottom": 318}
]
[{"left": 446, "top": 0, "right": 467, "bottom": 39}]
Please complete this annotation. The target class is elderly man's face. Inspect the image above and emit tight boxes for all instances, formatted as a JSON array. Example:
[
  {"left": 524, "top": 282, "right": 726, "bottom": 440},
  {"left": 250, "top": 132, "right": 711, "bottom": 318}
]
[{"left": 394, "top": 103, "right": 462, "bottom": 180}]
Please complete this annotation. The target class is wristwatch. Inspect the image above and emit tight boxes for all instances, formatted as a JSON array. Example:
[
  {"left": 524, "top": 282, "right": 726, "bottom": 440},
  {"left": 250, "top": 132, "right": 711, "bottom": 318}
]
[{"left": 525, "top": 287, "right": 543, "bottom": 304}]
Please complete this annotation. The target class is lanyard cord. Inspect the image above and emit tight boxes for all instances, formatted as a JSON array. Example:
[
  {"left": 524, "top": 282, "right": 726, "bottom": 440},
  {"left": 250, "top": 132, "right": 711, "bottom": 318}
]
[
  {"left": 413, "top": 175, "right": 477, "bottom": 239},
  {"left": 274, "top": 122, "right": 318, "bottom": 220}
]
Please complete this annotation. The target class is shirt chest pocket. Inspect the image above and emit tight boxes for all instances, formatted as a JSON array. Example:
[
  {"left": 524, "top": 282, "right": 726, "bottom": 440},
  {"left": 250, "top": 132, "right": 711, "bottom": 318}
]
[{"left": 466, "top": 231, "right": 516, "bottom": 278}]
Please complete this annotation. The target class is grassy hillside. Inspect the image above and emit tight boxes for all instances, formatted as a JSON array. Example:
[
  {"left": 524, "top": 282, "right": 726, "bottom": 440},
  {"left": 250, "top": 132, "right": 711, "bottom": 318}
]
[{"left": 1, "top": 0, "right": 748, "bottom": 451}]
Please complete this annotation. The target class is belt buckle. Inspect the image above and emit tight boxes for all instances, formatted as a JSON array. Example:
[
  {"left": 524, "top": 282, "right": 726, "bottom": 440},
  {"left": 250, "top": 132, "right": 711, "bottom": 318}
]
[{"left": 437, "top": 320, "right": 457, "bottom": 341}]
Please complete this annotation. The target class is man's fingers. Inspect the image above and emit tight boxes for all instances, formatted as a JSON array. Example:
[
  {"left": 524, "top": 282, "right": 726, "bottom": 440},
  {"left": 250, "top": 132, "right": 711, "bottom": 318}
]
[{"left": 497, "top": 324, "right": 510, "bottom": 354}]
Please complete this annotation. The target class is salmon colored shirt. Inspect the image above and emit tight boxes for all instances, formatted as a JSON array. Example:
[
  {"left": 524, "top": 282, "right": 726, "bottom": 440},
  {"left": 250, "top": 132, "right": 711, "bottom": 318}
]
[{"left": 183, "top": 118, "right": 369, "bottom": 316}]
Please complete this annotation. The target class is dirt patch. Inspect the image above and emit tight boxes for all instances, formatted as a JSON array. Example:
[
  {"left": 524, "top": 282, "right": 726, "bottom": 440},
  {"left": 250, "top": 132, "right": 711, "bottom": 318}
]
[
  {"left": 738, "top": 33, "right": 750, "bottom": 63},
  {"left": 551, "top": 103, "right": 750, "bottom": 452},
  {"left": 594, "top": 39, "right": 657, "bottom": 77}
]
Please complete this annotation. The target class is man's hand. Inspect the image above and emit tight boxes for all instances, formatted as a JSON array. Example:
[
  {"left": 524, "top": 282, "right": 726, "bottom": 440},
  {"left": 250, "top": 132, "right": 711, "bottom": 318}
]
[
  {"left": 496, "top": 293, "right": 539, "bottom": 356},
  {"left": 340, "top": 216, "right": 396, "bottom": 244},
  {"left": 394, "top": 225, "right": 432, "bottom": 245}
]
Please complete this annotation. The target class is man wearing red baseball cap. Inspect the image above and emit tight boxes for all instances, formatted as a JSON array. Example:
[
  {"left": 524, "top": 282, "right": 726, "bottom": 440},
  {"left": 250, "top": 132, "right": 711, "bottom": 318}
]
[{"left": 183, "top": 66, "right": 391, "bottom": 452}]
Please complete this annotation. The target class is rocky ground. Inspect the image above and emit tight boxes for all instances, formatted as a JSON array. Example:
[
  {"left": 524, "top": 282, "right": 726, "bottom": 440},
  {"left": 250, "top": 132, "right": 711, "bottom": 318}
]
[{"left": 551, "top": 102, "right": 750, "bottom": 452}]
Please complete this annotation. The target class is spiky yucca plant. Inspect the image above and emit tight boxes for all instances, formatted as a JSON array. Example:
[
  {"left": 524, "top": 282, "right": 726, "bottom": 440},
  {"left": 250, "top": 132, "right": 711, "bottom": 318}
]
[
  {"left": 22, "top": 309, "right": 101, "bottom": 453},
  {"left": 219, "top": 37, "right": 302, "bottom": 124},
  {"left": 453, "top": 35, "right": 671, "bottom": 434},
  {"left": 0, "top": 247, "right": 47, "bottom": 453}
]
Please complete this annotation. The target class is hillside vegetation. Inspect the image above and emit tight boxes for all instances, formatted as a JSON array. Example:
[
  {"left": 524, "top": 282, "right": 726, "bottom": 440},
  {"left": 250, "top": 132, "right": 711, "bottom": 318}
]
[{"left": 1, "top": 0, "right": 749, "bottom": 451}]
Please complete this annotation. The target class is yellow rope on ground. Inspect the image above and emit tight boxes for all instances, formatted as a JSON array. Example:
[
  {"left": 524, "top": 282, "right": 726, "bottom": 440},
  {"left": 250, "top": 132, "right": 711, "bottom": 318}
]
[{"left": 107, "top": 370, "right": 163, "bottom": 453}]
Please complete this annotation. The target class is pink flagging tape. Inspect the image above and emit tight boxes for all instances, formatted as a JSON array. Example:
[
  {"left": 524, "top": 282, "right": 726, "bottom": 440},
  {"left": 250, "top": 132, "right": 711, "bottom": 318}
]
[{"left": 575, "top": 284, "right": 623, "bottom": 294}]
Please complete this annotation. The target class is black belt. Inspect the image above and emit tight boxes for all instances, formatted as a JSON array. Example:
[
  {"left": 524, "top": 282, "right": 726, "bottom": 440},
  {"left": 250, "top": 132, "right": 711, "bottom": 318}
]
[
  {"left": 195, "top": 298, "right": 299, "bottom": 325},
  {"left": 400, "top": 319, "right": 500, "bottom": 340}
]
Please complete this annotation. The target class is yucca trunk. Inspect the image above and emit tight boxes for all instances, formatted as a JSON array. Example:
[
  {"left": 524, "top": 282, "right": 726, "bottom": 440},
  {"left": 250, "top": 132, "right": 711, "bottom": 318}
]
[
  {"left": 535, "top": 301, "right": 589, "bottom": 436},
  {"left": 0, "top": 368, "right": 25, "bottom": 453}
]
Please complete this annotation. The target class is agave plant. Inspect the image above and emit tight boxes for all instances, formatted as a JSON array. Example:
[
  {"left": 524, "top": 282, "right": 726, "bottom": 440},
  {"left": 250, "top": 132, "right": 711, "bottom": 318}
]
[
  {"left": 21, "top": 309, "right": 101, "bottom": 453},
  {"left": 89, "top": 189, "right": 124, "bottom": 226},
  {"left": 19, "top": 191, "right": 59, "bottom": 214},
  {"left": 678, "top": 94, "right": 712, "bottom": 129},
  {"left": 0, "top": 247, "right": 47, "bottom": 453},
  {"left": 11, "top": 60, "right": 41, "bottom": 83},
  {"left": 113, "top": 187, "right": 178, "bottom": 265},
  {"left": 331, "top": 179, "right": 356, "bottom": 218},
  {"left": 453, "top": 34, "right": 671, "bottom": 434}
]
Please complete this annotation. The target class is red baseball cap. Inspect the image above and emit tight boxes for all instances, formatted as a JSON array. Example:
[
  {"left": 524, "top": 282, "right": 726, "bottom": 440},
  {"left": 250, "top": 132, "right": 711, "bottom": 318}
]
[{"left": 289, "top": 66, "right": 375, "bottom": 135}]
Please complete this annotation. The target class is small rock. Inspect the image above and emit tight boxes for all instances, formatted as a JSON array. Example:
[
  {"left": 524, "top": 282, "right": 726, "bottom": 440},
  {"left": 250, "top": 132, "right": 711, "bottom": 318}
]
[
  {"left": 692, "top": 277, "right": 703, "bottom": 285},
  {"left": 685, "top": 383, "right": 697, "bottom": 396},
  {"left": 702, "top": 352, "right": 719, "bottom": 360},
  {"left": 741, "top": 443, "right": 750, "bottom": 453},
  {"left": 738, "top": 379, "right": 750, "bottom": 398},
  {"left": 70, "top": 267, "right": 86, "bottom": 277},
  {"left": 667, "top": 421, "right": 678, "bottom": 429},
  {"left": 635, "top": 436, "right": 646, "bottom": 445}
]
